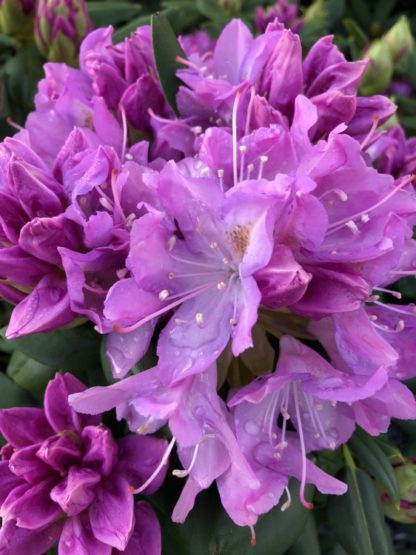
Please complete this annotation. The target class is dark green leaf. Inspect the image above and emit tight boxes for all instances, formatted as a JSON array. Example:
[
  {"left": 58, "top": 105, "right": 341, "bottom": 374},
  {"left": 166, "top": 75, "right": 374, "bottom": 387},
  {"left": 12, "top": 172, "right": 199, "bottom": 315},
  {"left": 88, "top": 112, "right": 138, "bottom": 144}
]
[
  {"left": 324, "top": 0, "right": 346, "bottom": 26},
  {"left": 343, "top": 17, "right": 370, "bottom": 49},
  {"left": 6, "top": 351, "right": 55, "bottom": 402},
  {"left": 0, "top": 372, "right": 34, "bottom": 408},
  {"left": 2, "top": 324, "right": 101, "bottom": 374},
  {"left": 286, "top": 512, "right": 321, "bottom": 555},
  {"left": 328, "top": 467, "right": 394, "bottom": 555},
  {"left": 151, "top": 12, "right": 186, "bottom": 115},
  {"left": 373, "top": 0, "right": 397, "bottom": 27},
  {"left": 349, "top": 428, "right": 400, "bottom": 502},
  {"left": 87, "top": 2, "right": 142, "bottom": 27},
  {"left": 113, "top": 15, "right": 152, "bottom": 43},
  {"left": 347, "top": 0, "right": 372, "bottom": 30},
  {"left": 159, "top": 481, "right": 312, "bottom": 555}
]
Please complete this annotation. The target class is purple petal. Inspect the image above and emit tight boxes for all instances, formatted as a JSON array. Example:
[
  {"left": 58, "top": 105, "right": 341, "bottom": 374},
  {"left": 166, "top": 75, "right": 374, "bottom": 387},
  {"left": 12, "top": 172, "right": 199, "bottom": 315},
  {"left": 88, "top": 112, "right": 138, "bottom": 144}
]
[
  {"left": 0, "top": 518, "right": 63, "bottom": 555},
  {"left": 6, "top": 272, "right": 75, "bottom": 339},
  {"left": 213, "top": 19, "right": 253, "bottom": 85},
  {"left": 89, "top": 475, "right": 134, "bottom": 550},
  {"left": 81, "top": 426, "right": 118, "bottom": 477},
  {"left": 115, "top": 502, "right": 161, "bottom": 555},
  {"left": 2, "top": 478, "right": 61, "bottom": 529},
  {"left": 116, "top": 435, "right": 168, "bottom": 495},
  {"left": 50, "top": 467, "right": 101, "bottom": 516},
  {"left": 0, "top": 461, "right": 25, "bottom": 505},
  {"left": 59, "top": 513, "right": 112, "bottom": 555},
  {"left": 36, "top": 435, "right": 82, "bottom": 473},
  {"left": 8, "top": 444, "right": 51, "bottom": 484},
  {"left": 0, "top": 408, "right": 53, "bottom": 448},
  {"left": 44, "top": 373, "right": 98, "bottom": 433},
  {"left": 105, "top": 323, "right": 156, "bottom": 379}
]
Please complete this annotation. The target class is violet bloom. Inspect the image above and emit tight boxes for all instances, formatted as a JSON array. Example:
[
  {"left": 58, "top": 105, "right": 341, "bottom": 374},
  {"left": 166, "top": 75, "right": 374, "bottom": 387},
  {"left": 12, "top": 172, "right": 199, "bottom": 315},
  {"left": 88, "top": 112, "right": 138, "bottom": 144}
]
[
  {"left": 176, "top": 19, "right": 395, "bottom": 142},
  {"left": 369, "top": 124, "right": 416, "bottom": 178},
  {"left": 70, "top": 364, "right": 261, "bottom": 536},
  {"left": 310, "top": 306, "right": 416, "bottom": 436},
  {"left": 225, "top": 335, "right": 385, "bottom": 524},
  {"left": 103, "top": 156, "right": 289, "bottom": 383},
  {"left": 255, "top": 0, "right": 303, "bottom": 34},
  {"left": 0, "top": 373, "right": 167, "bottom": 555},
  {"left": 0, "top": 135, "right": 81, "bottom": 338}
]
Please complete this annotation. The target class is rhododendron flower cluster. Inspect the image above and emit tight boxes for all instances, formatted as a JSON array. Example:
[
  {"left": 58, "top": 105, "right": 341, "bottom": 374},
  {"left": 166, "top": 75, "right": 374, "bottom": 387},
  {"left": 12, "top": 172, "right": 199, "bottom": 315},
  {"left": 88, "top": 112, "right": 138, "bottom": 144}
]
[{"left": 1, "top": 13, "right": 416, "bottom": 553}]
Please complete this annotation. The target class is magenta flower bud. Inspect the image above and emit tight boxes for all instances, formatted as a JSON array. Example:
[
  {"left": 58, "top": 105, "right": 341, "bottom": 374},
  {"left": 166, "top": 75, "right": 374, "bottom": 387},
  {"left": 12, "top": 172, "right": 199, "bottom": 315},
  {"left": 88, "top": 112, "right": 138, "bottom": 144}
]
[
  {"left": 0, "top": 0, "right": 35, "bottom": 40},
  {"left": 35, "top": 0, "right": 92, "bottom": 66}
]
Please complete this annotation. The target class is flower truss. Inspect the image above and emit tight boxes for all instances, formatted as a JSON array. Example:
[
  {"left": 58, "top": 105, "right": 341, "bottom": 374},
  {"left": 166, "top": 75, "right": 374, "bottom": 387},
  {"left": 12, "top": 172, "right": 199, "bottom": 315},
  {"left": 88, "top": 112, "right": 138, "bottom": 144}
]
[{"left": 1, "top": 11, "right": 416, "bottom": 554}]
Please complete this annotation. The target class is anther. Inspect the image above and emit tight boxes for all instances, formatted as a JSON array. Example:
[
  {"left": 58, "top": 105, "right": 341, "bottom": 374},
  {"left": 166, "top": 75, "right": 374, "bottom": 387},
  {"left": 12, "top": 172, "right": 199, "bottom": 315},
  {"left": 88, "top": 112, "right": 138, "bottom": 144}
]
[
  {"left": 195, "top": 313, "right": 204, "bottom": 327},
  {"left": 217, "top": 281, "right": 226, "bottom": 291},
  {"left": 361, "top": 214, "right": 370, "bottom": 223},
  {"left": 159, "top": 289, "right": 169, "bottom": 301},
  {"left": 192, "top": 126, "right": 202, "bottom": 135},
  {"left": 345, "top": 220, "right": 360, "bottom": 235},
  {"left": 396, "top": 320, "right": 405, "bottom": 332},
  {"left": 230, "top": 318, "right": 237, "bottom": 326},
  {"left": 168, "top": 236, "right": 177, "bottom": 251},
  {"left": 210, "top": 241, "right": 218, "bottom": 249}
]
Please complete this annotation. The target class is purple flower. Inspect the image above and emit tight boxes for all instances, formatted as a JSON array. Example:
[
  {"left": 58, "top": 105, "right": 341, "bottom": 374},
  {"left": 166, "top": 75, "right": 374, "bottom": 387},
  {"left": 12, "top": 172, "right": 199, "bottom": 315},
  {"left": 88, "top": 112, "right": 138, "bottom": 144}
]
[
  {"left": 255, "top": 0, "right": 303, "bottom": 34},
  {"left": 69, "top": 365, "right": 260, "bottom": 532},
  {"left": 176, "top": 19, "right": 395, "bottom": 142},
  {"left": 103, "top": 158, "right": 288, "bottom": 383},
  {"left": 226, "top": 335, "right": 385, "bottom": 522},
  {"left": 0, "top": 373, "right": 167, "bottom": 555}
]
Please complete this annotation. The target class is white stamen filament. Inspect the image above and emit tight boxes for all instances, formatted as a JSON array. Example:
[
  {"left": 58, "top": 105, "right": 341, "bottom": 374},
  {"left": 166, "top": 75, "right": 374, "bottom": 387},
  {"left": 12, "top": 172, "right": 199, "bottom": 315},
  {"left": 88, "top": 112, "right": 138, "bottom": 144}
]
[
  {"left": 232, "top": 89, "right": 242, "bottom": 188},
  {"left": 281, "top": 486, "right": 292, "bottom": 512},
  {"left": 328, "top": 174, "right": 415, "bottom": 232},
  {"left": 172, "top": 442, "right": 201, "bottom": 478},
  {"left": 130, "top": 437, "right": 176, "bottom": 494},
  {"left": 293, "top": 384, "right": 314, "bottom": 510},
  {"left": 374, "top": 287, "right": 402, "bottom": 299}
]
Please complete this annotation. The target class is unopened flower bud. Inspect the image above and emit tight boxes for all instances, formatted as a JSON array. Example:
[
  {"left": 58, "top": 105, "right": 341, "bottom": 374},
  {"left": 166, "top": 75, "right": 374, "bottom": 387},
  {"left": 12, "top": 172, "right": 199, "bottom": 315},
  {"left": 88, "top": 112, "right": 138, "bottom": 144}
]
[
  {"left": 0, "top": 0, "right": 35, "bottom": 41},
  {"left": 359, "top": 40, "right": 393, "bottom": 96},
  {"left": 218, "top": 0, "right": 242, "bottom": 17},
  {"left": 384, "top": 16, "right": 413, "bottom": 65},
  {"left": 379, "top": 459, "right": 416, "bottom": 523},
  {"left": 35, "top": 0, "right": 92, "bottom": 67}
]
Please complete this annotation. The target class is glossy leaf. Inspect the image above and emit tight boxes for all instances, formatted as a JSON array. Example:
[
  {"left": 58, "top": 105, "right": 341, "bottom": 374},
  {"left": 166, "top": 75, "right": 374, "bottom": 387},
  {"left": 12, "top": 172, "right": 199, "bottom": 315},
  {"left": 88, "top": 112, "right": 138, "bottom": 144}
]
[
  {"left": 349, "top": 428, "right": 400, "bottom": 502},
  {"left": 159, "top": 481, "right": 312, "bottom": 555},
  {"left": 6, "top": 351, "right": 55, "bottom": 402},
  {"left": 328, "top": 467, "right": 394, "bottom": 555},
  {"left": 151, "top": 11, "right": 186, "bottom": 115},
  {"left": 86, "top": 2, "right": 142, "bottom": 27},
  {"left": 2, "top": 324, "right": 101, "bottom": 374},
  {"left": 286, "top": 512, "right": 321, "bottom": 555},
  {"left": 0, "top": 372, "right": 34, "bottom": 408}
]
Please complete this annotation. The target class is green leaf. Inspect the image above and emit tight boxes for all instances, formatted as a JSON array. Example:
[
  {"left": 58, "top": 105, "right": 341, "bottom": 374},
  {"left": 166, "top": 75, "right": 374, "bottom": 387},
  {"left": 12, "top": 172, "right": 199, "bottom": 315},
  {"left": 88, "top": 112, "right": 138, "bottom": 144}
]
[
  {"left": 113, "top": 15, "right": 152, "bottom": 43},
  {"left": 159, "top": 481, "right": 312, "bottom": 555},
  {"left": 151, "top": 12, "right": 186, "bottom": 115},
  {"left": 86, "top": 2, "right": 142, "bottom": 27},
  {"left": 286, "top": 512, "right": 321, "bottom": 555},
  {"left": 343, "top": 17, "right": 370, "bottom": 49},
  {"left": 373, "top": 0, "right": 397, "bottom": 27},
  {"left": 6, "top": 351, "right": 55, "bottom": 402},
  {"left": 328, "top": 467, "right": 394, "bottom": 555},
  {"left": 2, "top": 324, "right": 101, "bottom": 375},
  {"left": 349, "top": 428, "right": 400, "bottom": 502},
  {"left": 0, "top": 372, "right": 34, "bottom": 408}
]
